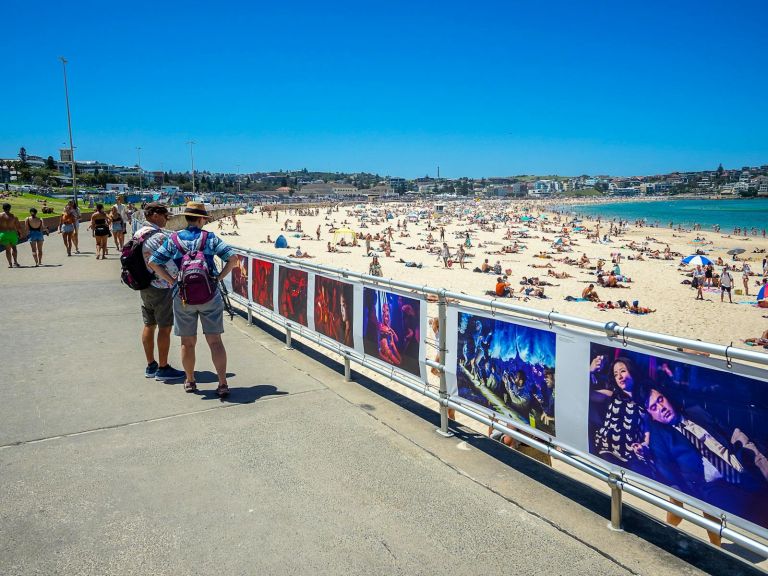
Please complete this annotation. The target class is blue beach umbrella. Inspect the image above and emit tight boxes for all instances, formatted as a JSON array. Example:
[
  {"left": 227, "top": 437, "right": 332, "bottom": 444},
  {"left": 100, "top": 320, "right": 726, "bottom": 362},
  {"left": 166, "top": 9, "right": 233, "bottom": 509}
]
[
  {"left": 758, "top": 284, "right": 767, "bottom": 301},
  {"left": 682, "top": 255, "right": 713, "bottom": 266}
]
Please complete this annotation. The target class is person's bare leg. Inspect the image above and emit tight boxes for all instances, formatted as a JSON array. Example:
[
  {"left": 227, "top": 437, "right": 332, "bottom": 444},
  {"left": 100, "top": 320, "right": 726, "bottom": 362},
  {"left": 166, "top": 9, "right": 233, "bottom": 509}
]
[
  {"left": 72, "top": 229, "right": 79, "bottom": 252},
  {"left": 142, "top": 325, "right": 156, "bottom": 364},
  {"left": 4, "top": 246, "right": 12, "bottom": 267},
  {"left": 205, "top": 333, "right": 228, "bottom": 386},
  {"left": 157, "top": 326, "right": 172, "bottom": 367},
  {"left": 12, "top": 245, "right": 19, "bottom": 266},
  {"left": 180, "top": 336, "right": 197, "bottom": 382}
]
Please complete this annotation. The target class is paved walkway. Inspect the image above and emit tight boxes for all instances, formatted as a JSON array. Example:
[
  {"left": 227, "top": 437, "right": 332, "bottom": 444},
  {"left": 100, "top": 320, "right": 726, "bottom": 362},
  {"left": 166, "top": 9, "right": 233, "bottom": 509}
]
[{"left": 0, "top": 233, "right": 760, "bottom": 575}]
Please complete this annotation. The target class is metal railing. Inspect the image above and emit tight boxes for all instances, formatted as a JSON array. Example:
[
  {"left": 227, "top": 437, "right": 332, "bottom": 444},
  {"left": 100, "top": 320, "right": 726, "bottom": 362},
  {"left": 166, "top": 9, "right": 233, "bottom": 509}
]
[{"left": 224, "top": 243, "right": 768, "bottom": 559}]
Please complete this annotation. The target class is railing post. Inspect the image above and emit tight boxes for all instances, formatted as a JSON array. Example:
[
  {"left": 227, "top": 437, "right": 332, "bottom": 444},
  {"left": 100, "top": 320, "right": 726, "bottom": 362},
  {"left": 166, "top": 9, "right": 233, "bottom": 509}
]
[
  {"left": 285, "top": 327, "right": 293, "bottom": 350},
  {"left": 344, "top": 356, "right": 352, "bottom": 381},
  {"left": 436, "top": 289, "right": 453, "bottom": 438},
  {"left": 247, "top": 308, "right": 253, "bottom": 325},
  {"left": 608, "top": 473, "right": 623, "bottom": 531}
]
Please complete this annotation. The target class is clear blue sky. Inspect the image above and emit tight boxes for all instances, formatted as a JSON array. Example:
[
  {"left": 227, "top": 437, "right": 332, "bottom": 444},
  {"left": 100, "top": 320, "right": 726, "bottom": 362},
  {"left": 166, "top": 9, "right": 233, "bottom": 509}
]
[{"left": 2, "top": 0, "right": 766, "bottom": 178}]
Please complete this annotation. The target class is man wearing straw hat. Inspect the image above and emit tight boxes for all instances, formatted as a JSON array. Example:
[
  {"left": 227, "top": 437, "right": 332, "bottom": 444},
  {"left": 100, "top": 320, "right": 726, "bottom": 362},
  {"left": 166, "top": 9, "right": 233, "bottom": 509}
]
[{"left": 149, "top": 202, "right": 237, "bottom": 397}]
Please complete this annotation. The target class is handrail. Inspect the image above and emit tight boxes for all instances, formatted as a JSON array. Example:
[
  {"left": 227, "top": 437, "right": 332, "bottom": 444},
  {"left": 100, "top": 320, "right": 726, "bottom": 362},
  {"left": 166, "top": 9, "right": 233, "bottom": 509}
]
[{"left": 234, "top": 245, "right": 768, "bottom": 367}]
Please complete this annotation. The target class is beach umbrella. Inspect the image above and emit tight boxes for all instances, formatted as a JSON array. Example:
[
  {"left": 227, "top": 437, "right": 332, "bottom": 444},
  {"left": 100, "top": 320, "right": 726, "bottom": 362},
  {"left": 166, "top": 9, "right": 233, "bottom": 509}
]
[
  {"left": 758, "top": 284, "right": 767, "bottom": 301},
  {"left": 682, "top": 255, "right": 713, "bottom": 266},
  {"left": 727, "top": 248, "right": 746, "bottom": 256}
]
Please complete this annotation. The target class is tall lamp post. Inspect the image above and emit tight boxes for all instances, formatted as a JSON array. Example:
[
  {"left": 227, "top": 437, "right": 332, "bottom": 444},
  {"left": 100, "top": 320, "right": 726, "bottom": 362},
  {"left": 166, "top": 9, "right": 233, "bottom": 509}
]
[
  {"left": 187, "top": 140, "right": 196, "bottom": 196},
  {"left": 236, "top": 163, "right": 241, "bottom": 195},
  {"left": 59, "top": 56, "right": 77, "bottom": 206},
  {"left": 136, "top": 146, "right": 143, "bottom": 196}
]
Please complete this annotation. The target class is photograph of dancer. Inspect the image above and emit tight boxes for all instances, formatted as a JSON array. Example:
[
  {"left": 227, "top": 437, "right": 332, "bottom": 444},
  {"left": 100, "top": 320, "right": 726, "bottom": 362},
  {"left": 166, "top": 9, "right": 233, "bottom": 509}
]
[
  {"left": 314, "top": 275, "right": 354, "bottom": 347},
  {"left": 588, "top": 343, "right": 768, "bottom": 529},
  {"left": 362, "top": 288, "right": 421, "bottom": 376},
  {"left": 251, "top": 258, "right": 275, "bottom": 309},
  {"left": 278, "top": 266, "right": 308, "bottom": 326},
  {"left": 456, "top": 312, "right": 556, "bottom": 435},
  {"left": 230, "top": 254, "right": 249, "bottom": 299}
]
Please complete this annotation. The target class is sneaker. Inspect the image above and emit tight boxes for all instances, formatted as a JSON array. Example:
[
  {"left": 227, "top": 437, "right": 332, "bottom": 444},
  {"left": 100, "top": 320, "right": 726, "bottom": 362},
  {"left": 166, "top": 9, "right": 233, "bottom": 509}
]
[
  {"left": 155, "top": 365, "right": 185, "bottom": 381},
  {"left": 145, "top": 361, "right": 159, "bottom": 378}
]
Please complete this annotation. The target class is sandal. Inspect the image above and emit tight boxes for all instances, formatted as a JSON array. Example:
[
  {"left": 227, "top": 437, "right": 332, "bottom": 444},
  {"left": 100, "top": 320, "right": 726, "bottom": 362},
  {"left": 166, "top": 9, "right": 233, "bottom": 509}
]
[
  {"left": 184, "top": 381, "right": 197, "bottom": 393},
  {"left": 216, "top": 383, "right": 230, "bottom": 398}
]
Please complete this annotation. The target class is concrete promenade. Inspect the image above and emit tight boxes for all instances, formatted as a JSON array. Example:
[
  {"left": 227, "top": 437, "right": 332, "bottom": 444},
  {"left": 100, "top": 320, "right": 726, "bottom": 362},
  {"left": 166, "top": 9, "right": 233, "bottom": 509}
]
[{"left": 0, "top": 232, "right": 762, "bottom": 575}]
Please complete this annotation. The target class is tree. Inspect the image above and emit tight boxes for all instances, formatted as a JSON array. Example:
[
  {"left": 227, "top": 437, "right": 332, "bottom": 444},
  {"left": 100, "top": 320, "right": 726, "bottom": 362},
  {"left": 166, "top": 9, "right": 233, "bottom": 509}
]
[
  {"left": 18, "top": 147, "right": 28, "bottom": 165},
  {"left": 46, "top": 156, "right": 57, "bottom": 171}
]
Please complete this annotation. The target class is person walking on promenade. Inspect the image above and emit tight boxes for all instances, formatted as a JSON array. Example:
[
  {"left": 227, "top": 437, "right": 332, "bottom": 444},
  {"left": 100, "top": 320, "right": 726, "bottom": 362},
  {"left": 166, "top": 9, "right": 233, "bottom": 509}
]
[
  {"left": 0, "top": 203, "right": 23, "bottom": 268},
  {"left": 110, "top": 204, "right": 126, "bottom": 251},
  {"left": 25, "top": 208, "right": 48, "bottom": 266},
  {"left": 113, "top": 195, "right": 131, "bottom": 238},
  {"left": 136, "top": 203, "right": 185, "bottom": 381},
  {"left": 71, "top": 201, "right": 81, "bottom": 254},
  {"left": 59, "top": 201, "right": 77, "bottom": 257},
  {"left": 89, "top": 204, "right": 111, "bottom": 260},
  {"left": 149, "top": 202, "right": 237, "bottom": 397}
]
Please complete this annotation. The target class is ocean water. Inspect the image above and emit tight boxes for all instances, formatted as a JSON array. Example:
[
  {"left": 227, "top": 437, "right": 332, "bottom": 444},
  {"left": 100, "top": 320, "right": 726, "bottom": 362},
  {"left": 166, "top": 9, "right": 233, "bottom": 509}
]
[{"left": 560, "top": 198, "right": 768, "bottom": 231}]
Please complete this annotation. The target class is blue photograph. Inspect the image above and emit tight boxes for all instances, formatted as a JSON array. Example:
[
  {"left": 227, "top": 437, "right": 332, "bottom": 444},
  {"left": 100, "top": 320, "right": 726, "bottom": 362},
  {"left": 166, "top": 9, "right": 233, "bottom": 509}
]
[
  {"left": 588, "top": 343, "right": 768, "bottom": 529},
  {"left": 456, "top": 312, "right": 556, "bottom": 435},
  {"left": 363, "top": 288, "right": 421, "bottom": 377}
]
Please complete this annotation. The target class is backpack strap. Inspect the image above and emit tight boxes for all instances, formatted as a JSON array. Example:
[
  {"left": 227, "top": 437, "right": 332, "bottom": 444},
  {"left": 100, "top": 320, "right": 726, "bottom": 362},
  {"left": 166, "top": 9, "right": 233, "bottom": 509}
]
[
  {"left": 197, "top": 230, "right": 208, "bottom": 252},
  {"left": 171, "top": 232, "right": 186, "bottom": 254}
]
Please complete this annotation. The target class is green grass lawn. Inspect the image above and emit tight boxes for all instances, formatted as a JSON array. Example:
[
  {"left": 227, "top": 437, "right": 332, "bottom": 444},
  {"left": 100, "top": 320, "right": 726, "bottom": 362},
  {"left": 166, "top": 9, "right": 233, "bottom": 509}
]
[{"left": 1, "top": 193, "right": 72, "bottom": 217}]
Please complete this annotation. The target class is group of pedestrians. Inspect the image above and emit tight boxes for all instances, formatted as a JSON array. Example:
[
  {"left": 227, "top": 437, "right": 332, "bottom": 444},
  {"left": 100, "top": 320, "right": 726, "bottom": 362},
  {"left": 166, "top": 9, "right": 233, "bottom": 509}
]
[
  {"left": 139, "top": 201, "right": 237, "bottom": 396},
  {"left": 0, "top": 195, "right": 133, "bottom": 266}
]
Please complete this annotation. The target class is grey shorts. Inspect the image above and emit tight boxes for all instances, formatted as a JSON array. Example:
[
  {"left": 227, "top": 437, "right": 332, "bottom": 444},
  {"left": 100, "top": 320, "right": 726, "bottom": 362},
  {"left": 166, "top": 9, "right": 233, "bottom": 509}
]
[
  {"left": 173, "top": 292, "right": 224, "bottom": 337},
  {"left": 140, "top": 286, "right": 174, "bottom": 327}
]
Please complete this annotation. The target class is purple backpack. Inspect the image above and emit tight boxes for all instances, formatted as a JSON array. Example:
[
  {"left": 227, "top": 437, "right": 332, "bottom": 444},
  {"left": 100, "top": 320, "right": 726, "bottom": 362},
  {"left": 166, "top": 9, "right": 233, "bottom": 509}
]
[{"left": 172, "top": 230, "right": 216, "bottom": 305}]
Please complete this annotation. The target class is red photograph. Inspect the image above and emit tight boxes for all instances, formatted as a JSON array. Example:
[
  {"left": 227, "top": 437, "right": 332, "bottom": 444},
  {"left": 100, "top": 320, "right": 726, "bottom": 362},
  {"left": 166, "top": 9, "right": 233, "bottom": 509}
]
[
  {"left": 314, "top": 275, "right": 354, "bottom": 347},
  {"left": 251, "top": 258, "right": 275, "bottom": 309},
  {"left": 278, "top": 266, "right": 308, "bottom": 326},
  {"left": 231, "top": 254, "right": 249, "bottom": 300}
]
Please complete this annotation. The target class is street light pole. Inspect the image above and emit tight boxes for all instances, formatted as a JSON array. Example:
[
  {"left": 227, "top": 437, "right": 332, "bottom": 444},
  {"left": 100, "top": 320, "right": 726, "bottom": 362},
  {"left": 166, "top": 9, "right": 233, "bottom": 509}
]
[
  {"left": 136, "top": 146, "right": 143, "bottom": 196},
  {"left": 59, "top": 56, "right": 77, "bottom": 206},
  {"left": 187, "top": 141, "right": 196, "bottom": 196},
  {"left": 236, "top": 163, "right": 240, "bottom": 195}
]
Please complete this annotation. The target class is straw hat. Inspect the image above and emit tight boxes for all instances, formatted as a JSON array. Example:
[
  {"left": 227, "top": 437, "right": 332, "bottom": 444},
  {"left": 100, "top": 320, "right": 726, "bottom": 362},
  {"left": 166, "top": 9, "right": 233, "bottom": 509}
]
[{"left": 180, "top": 201, "right": 211, "bottom": 219}]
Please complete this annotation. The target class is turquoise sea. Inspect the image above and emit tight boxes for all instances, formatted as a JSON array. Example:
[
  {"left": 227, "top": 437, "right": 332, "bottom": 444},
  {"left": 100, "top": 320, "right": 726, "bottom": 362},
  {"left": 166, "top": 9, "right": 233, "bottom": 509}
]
[{"left": 559, "top": 198, "right": 768, "bottom": 231}]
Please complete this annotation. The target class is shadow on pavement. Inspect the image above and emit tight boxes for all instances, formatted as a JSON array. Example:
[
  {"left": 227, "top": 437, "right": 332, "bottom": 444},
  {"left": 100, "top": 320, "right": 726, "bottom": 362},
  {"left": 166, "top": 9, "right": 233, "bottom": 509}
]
[{"left": 197, "top": 384, "right": 288, "bottom": 404}]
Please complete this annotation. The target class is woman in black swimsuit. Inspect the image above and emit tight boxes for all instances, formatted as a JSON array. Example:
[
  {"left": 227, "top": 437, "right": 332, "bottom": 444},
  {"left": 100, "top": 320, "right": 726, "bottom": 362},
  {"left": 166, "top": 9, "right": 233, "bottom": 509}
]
[{"left": 89, "top": 203, "right": 111, "bottom": 260}]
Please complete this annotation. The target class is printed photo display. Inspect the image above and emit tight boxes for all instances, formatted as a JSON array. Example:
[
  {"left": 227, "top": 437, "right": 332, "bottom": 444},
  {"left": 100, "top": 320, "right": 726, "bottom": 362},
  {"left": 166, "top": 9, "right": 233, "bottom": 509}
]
[
  {"left": 363, "top": 288, "right": 421, "bottom": 376},
  {"left": 230, "top": 254, "right": 249, "bottom": 300},
  {"left": 251, "top": 258, "right": 275, "bottom": 309},
  {"left": 314, "top": 275, "right": 354, "bottom": 347},
  {"left": 588, "top": 343, "right": 768, "bottom": 529},
  {"left": 278, "top": 267, "right": 308, "bottom": 326},
  {"left": 456, "top": 312, "right": 556, "bottom": 435}
]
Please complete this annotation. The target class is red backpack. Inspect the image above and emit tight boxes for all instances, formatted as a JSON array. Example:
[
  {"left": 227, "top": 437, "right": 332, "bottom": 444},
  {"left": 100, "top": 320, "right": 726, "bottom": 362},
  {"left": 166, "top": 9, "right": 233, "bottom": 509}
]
[{"left": 172, "top": 230, "right": 216, "bottom": 305}]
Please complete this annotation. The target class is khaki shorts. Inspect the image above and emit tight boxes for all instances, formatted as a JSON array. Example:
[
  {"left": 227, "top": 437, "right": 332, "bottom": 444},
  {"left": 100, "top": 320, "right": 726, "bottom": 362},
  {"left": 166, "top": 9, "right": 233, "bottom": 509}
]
[
  {"left": 173, "top": 292, "right": 224, "bottom": 337},
  {"left": 140, "top": 286, "right": 174, "bottom": 327}
]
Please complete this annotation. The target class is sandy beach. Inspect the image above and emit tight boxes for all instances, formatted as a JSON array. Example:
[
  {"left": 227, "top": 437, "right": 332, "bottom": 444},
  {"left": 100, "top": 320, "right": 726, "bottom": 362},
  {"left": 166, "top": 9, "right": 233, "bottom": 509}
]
[{"left": 211, "top": 199, "right": 768, "bottom": 353}]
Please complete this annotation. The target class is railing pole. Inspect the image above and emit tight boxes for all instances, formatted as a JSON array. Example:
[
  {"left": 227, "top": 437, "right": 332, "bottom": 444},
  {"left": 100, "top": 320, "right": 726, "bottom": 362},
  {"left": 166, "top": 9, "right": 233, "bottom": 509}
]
[
  {"left": 436, "top": 289, "right": 453, "bottom": 438},
  {"left": 285, "top": 327, "right": 293, "bottom": 350},
  {"left": 609, "top": 473, "right": 623, "bottom": 531},
  {"left": 247, "top": 308, "right": 253, "bottom": 325},
  {"left": 344, "top": 356, "right": 352, "bottom": 381}
]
